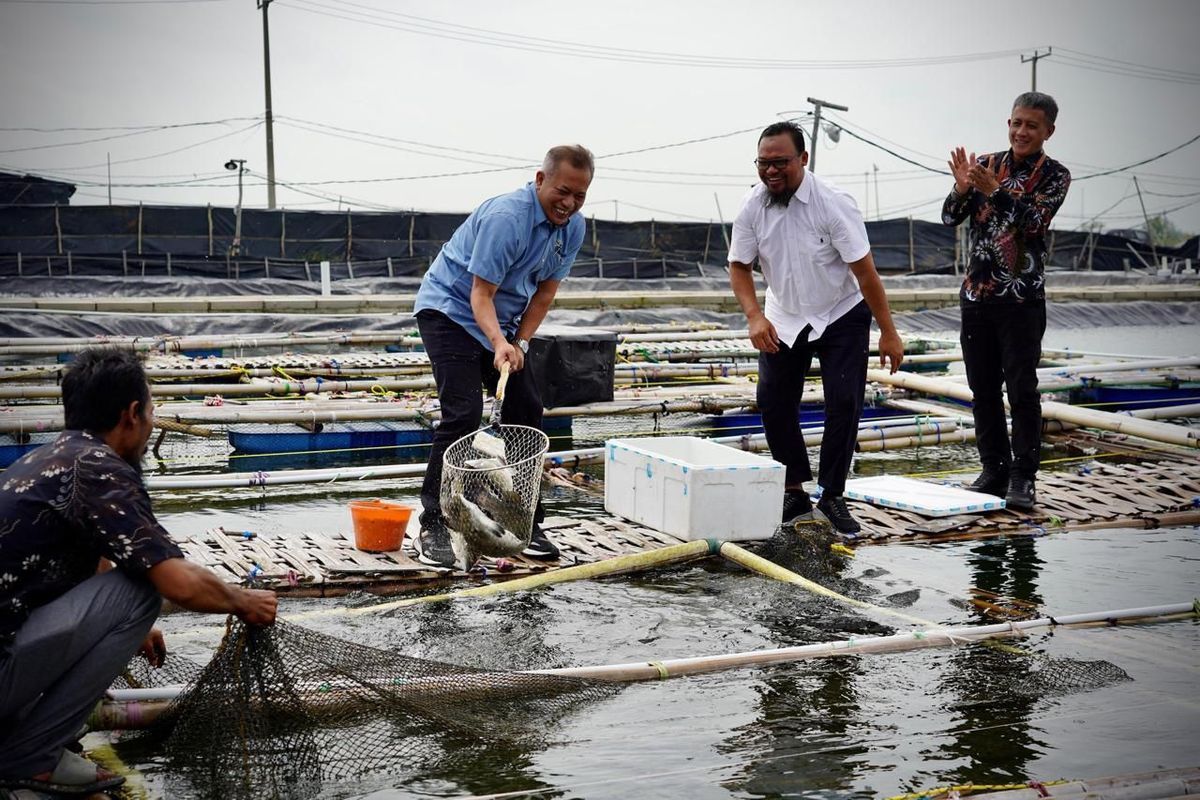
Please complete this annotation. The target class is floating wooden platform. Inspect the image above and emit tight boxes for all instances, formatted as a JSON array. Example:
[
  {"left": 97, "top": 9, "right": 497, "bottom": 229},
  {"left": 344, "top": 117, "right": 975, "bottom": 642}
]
[{"left": 175, "top": 458, "right": 1200, "bottom": 596}]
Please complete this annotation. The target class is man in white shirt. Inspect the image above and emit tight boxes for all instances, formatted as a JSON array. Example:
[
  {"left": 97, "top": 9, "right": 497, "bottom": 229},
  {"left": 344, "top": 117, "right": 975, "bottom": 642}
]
[{"left": 728, "top": 121, "right": 904, "bottom": 534}]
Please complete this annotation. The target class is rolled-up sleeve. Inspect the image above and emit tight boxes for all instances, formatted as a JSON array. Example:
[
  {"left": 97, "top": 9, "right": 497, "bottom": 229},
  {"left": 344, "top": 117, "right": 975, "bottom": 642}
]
[
  {"left": 728, "top": 196, "right": 759, "bottom": 265},
  {"left": 827, "top": 192, "right": 871, "bottom": 264}
]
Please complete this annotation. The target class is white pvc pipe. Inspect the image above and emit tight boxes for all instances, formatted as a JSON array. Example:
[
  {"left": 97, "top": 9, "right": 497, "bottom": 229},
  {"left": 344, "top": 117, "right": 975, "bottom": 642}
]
[
  {"left": 535, "top": 602, "right": 1195, "bottom": 680},
  {"left": 142, "top": 415, "right": 953, "bottom": 490},
  {"left": 1037, "top": 355, "right": 1200, "bottom": 376}
]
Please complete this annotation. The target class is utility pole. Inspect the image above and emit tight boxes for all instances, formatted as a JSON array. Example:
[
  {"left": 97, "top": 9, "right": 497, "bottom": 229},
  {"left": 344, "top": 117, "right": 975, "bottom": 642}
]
[
  {"left": 806, "top": 96, "right": 848, "bottom": 173},
  {"left": 872, "top": 163, "right": 880, "bottom": 221},
  {"left": 1020, "top": 47, "right": 1052, "bottom": 91},
  {"left": 1132, "top": 175, "right": 1159, "bottom": 268},
  {"left": 258, "top": 0, "right": 277, "bottom": 209},
  {"left": 106, "top": 152, "right": 112, "bottom": 205}
]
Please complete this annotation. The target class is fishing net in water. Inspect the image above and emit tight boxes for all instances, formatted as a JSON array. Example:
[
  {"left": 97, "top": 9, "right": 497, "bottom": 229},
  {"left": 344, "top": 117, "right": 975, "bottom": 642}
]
[
  {"left": 944, "top": 638, "right": 1133, "bottom": 702},
  {"left": 126, "top": 618, "right": 618, "bottom": 799},
  {"left": 755, "top": 522, "right": 1132, "bottom": 697},
  {"left": 754, "top": 517, "right": 842, "bottom": 579},
  {"left": 440, "top": 424, "right": 548, "bottom": 561}
]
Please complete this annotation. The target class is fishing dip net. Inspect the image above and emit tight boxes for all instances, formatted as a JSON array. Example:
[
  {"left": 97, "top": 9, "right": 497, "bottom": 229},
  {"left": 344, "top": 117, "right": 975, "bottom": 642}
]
[
  {"left": 121, "top": 618, "right": 618, "bottom": 799},
  {"left": 440, "top": 424, "right": 549, "bottom": 559}
]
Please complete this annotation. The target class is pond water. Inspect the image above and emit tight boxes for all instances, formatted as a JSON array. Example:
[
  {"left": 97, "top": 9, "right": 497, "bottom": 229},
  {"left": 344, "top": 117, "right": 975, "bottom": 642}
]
[
  {"left": 112, "top": 320, "right": 1199, "bottom": 798},
  {"left": 138, "top": 481, "right": 1199, "bottom": 799}
]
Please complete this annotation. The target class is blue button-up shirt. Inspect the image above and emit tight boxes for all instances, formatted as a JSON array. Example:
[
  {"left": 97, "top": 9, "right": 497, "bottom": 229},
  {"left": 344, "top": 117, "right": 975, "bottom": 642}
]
[{"left": 414, "top": 182, "right": 585, "bottom": 349}]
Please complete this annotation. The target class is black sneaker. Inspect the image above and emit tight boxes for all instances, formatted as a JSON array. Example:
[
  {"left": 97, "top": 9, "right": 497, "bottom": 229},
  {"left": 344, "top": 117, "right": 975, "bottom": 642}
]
[
  {"left": 817, "top": 494, "right": 862, "bottom": 535},
  {"left": 413, "top": 516, "right": 455, "bottom": 568},
  {"left": 964, "top": 470, "right": 1009, "bottom": 497},
  {"left": 781, "top": 490, "right": 813, "bottom": 524},
  {"left": 1005, "top": 477, "right": 1036, "bottom": 511},
  {"left": 522, "top": 526, "right": 560, "bottom": 560}
]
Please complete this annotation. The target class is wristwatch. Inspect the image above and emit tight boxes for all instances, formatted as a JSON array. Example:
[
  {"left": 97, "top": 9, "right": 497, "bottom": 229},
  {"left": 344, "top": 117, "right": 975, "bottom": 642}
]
[{"left": 515, "top": 338, "right": 530, "bottom": 355}]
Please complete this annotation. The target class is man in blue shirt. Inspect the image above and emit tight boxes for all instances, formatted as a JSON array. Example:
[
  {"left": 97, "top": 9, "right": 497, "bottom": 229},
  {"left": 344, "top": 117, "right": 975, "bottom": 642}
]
[{"left": 412, "top": 144, "right": 594, "bottom": 568}]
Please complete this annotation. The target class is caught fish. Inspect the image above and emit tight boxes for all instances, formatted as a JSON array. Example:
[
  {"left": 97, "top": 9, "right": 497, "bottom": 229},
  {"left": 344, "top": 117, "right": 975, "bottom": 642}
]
[
  {"left": 467, "top": 482, "right": 533, "bottom": 541},
  {"left": 463, "top": 457, "right": 515, "bottom": 495},
  {"left": 441, "top": 468, "right": 528, "bottom": 571}
]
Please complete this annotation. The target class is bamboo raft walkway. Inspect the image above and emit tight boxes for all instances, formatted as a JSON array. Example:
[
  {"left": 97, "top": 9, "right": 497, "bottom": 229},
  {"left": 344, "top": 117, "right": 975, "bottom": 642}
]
[{"left": 177, "top": 457, "right": 1200, "bottom": 597}]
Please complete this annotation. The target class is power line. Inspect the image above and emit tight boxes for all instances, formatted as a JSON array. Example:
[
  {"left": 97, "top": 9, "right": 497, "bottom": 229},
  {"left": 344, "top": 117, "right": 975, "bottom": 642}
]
[
  {"left": 0, "top": 116, "right": 260, "bottom": 154},
  {"left": 11, "top": 122, "right": 263, "bottom": 173},
  {"left": 0, "top": 116, "right": 259, "bottom": 133},
  {"left": 274, "top": 119, "right": 525, "bottom": 170},
  {"left": 1056, "top": 46, "right": 1200, "bottom": 79},
  {"left": 818, "top": 121, "right": 950, "bottom": 175},
  {"left": 278, "top": 116, "right": 533, "bottom": 163},
  {"left": 0, "top": 0, "right": 229, "bottom": 4},
  {"left": 284, "top": 0, "right": 1026, "bottom": 71},
  {"left": 1074, "top": 133, "right": 1200, "bottom": 180},
  {"left": 1053, "top": 47, "right": 1200, "bottom": 85}
]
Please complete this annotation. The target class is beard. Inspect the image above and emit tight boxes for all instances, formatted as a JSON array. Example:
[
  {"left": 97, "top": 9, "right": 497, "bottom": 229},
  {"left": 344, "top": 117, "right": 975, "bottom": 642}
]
[{"left": 765, "top": 184, "right": 799, "bottom": 208}]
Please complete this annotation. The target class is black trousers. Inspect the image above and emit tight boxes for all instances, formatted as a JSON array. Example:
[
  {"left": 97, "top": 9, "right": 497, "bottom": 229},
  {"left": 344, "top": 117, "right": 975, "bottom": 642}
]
[
  {"left": 416, "top": 309, "right": 544, "bottom": 527},
  {"left": 757, "top": 300, "right": 871, "bottom": 496},
  {"left": 960, "top": 301, "right": 1047, "bottom": 480}
]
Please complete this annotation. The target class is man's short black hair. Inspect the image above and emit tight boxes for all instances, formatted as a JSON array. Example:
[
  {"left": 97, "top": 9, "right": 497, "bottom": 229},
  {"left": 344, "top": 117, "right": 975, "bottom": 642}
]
[
  {"left": 758, "top": 121, "right": 807, "bottom": 155},
  {"left": 62, "top": 347, "right": 150, "bottom": 433},
  {"left": 1013, "top": 91, "right": 1059, "bottom": 125}
]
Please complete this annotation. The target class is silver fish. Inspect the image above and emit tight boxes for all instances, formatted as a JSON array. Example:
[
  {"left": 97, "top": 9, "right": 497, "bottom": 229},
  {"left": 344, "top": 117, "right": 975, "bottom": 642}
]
[
  {"left": 463, "top": 457, "right": 515, "bottom": 495},
  {"left": 467, "top": 482, "right": 533, "bottom": 542},
  {"left": 442, "top": 469, "right": 528, "bottom": 570}
]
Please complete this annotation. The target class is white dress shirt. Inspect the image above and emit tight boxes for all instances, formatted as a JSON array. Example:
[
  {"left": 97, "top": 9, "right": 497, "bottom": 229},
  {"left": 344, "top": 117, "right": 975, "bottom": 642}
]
[{"left": 728, "top": 171, "right": 870, "bottom": 347}]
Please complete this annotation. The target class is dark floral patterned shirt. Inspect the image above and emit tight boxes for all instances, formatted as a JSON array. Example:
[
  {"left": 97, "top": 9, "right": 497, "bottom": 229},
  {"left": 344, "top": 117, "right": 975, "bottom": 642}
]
[
  {"left": 0, "top": 430, "right": 182, "bottom": 644},
  {"left": 942, "top": 149, "right": 1071, "bottom": 304}
]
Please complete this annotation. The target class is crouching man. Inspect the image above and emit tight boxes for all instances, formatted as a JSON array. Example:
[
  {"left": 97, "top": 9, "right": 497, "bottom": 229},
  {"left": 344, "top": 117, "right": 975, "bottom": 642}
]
[{"left": 0, "top": 348, "right": 277, "bottom": 795}]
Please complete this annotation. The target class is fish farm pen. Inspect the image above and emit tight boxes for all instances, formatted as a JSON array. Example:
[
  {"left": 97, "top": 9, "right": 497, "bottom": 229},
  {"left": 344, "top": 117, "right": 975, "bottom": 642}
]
[{"left": 1, "top": 267, "right": 1198, "bottom": 800}]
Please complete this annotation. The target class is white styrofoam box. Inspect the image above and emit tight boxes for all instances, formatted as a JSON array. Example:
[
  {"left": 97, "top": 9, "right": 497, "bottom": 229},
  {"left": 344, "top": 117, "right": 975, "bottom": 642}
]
[
  {"left": 843, "top": 475, "right": 1005, "bottom": 517},
  {"left": 604, "top": 436, "right": 785, "bottom": 541}
]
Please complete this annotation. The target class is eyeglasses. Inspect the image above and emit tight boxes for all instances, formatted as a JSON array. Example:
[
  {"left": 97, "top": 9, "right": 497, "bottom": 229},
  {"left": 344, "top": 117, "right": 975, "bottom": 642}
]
[{"left": 754, "top": 156, "right": 799, "bottom": 171}]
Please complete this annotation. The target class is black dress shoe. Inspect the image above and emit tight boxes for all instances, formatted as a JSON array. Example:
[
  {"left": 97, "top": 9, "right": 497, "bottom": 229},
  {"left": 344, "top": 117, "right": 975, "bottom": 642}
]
[
  {"left": 816, "top": 494, "right": 862, "bottom": 535},
  {"left": 781, "top": 490, "right": 813, "bottom": 524},
  {"left": 1005, "top": 477, "right": 1036, "bottom": 511},
  {"left": 964, "top": 470, "right": 1009, "bottom": 497}
]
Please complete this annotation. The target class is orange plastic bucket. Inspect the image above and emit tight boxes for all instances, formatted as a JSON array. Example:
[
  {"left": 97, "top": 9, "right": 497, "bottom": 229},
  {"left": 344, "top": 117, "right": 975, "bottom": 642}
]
[{"left": 348, "top": 499, "right": 413, "bottom": 552}]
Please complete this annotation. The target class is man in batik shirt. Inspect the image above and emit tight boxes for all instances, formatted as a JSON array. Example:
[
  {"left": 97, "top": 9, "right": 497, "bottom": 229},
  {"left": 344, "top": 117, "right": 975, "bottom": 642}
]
[
  {"left": 0, "top": 348, "right": 276, "bottom": 796},
  {"left": 943, "top": 91, "right": 1071, "bottom": 511}
]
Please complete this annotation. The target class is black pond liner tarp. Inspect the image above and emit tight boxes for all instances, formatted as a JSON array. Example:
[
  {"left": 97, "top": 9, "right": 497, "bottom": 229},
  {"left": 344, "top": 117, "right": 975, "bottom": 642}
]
[{"left": 4, "top": 204, "right": 1195, "bottom": 278}]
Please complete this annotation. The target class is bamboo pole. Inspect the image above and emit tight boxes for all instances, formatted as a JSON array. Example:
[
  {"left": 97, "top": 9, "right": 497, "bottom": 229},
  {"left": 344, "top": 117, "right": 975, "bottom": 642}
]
[{"left": 718, "top": 543, "right": 934, "bottom": 627}]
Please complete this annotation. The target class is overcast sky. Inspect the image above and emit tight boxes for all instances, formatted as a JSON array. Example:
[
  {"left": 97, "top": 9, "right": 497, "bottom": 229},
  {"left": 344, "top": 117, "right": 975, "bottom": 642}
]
[{"left": 2, "top": 0, "right": 1198, "bottom": 236}]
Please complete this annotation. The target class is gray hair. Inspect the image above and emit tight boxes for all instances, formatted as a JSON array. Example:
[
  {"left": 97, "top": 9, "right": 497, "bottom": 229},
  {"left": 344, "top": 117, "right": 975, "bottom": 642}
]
[
  {"left": 1013, "top": 91, "right": 1059, "bottom": 125},
  {"left": 542, "top": 144, "right": 595, "bottom": 177}
]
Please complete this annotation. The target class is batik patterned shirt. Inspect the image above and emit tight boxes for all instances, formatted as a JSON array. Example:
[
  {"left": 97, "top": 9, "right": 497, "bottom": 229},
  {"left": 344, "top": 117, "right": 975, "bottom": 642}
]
[
  {"left": 0, "top": 430, "right": 182, "bottom": 644},
  {"left": 942, "top": 149, "right": 1071, "bottom": 304}
]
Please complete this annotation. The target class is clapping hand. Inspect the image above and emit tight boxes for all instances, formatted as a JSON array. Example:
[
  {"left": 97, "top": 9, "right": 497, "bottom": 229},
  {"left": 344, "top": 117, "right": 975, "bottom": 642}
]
[{"left": 948, "top": 147, "right": 974, "bottom": 195}]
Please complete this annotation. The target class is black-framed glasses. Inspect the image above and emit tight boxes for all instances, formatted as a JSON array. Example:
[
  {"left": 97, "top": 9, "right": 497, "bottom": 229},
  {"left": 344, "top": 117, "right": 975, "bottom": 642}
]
[{"left": 754, "top": 156, "right": 798, "bottom": 171}]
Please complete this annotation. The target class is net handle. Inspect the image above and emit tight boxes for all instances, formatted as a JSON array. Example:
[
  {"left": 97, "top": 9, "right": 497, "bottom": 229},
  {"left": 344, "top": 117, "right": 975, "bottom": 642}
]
[{"left": 489, "top": 361, "right": 511, "bottom": 430}]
